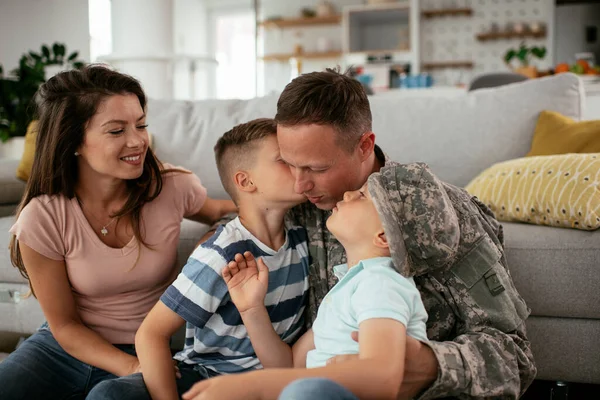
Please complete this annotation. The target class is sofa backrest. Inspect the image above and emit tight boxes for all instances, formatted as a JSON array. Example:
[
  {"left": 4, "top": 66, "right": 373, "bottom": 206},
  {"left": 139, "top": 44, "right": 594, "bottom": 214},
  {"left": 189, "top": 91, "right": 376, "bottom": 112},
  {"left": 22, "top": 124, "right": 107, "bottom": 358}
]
[{"left": 147, "top": 73, "right": 584, "bottom": 199}]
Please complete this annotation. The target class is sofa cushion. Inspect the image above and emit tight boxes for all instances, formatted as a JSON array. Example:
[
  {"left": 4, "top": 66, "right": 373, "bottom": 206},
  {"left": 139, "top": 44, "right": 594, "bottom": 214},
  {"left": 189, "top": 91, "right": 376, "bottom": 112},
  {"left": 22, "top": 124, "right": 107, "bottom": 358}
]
[
  {"left": 0, "top": 159, "right": 26, "bottom": 206},
  {"left": 147, "top": 74, "right": 585, "bottom": 193},
  {"left": 15, "top": 121, "right": 37, "bottom": 182},
  {"left": 527, "top": 110, "right": 600, "bottom": 156},
  {"left": 502, "top": 222, "right": 600, "bottom": 319},
  {"left": 526, "top": 316, "right": 600, "bottom": 384},
  {"left": 0, "top": 205, "right": 17, "bottom": 219},
  {"left": 146, "top": 95, "right": 279, "bottom": 200},
  {"left": 176, "top": 219, "right": 211, "bottom": 270},
  {"left": 0, "top": 282, "right": 44, "bottom": 335},
  {"left": 0, "top": 216, "right": 26, "bottom": 284},
  {"left": 370, "top": 73, "right": 584, "bottom": 187},
  {"left": 465, "top": 153, "right": 600, "bottom": 230}
]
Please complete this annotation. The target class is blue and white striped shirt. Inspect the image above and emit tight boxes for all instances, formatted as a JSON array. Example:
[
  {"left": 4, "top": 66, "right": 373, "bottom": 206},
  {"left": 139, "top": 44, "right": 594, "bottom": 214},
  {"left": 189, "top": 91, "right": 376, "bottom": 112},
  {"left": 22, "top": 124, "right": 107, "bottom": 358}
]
[{"left": 161, "top": 217, "right": 309, "bottom": 374}]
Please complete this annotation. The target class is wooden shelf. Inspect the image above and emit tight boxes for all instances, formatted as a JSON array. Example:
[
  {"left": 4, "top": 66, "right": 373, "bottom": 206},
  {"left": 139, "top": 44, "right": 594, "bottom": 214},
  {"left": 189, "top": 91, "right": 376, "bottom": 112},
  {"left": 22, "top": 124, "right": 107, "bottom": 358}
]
[
  {"left": 261, "top": 51, "right": 343, "bottom": 62},
  {"left": 476, "top": 28, "right": 547, "bottom": 41},
  {"left": 422, "top": 8, "right": 473, "bottom": 18},
  {"left": 259, "top": 15, "right": 341, "bottom": 29},
  {"left": 422, "top": 61, "right": 474, "bottom": 70}
]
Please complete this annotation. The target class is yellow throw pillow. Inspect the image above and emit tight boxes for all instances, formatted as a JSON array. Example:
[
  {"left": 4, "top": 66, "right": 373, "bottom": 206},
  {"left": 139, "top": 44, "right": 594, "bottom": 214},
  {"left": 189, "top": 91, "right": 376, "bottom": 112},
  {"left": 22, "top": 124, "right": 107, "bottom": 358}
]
[
  {"left": 15, "top": 120, "right": 38, "bottom": 182},
  {"left": 15, "top": 120, "right": 155, "bottom": 182},
  {"left": 527, "top": 110, "right": 600, "bottom": 156},
  {"left": 465, "top": 153, "right": 600, "bottom": 230}
]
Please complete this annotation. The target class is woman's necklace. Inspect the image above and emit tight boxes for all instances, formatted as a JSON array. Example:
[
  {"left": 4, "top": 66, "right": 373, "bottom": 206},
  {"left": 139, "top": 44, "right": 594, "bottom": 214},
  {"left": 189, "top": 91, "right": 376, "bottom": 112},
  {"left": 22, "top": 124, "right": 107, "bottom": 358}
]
[
  {"left": 76, "top": 197, "right": 118, "bottom": 236},
  {"left": 99, "top": 218, "right": 117, "bottom": 236}
]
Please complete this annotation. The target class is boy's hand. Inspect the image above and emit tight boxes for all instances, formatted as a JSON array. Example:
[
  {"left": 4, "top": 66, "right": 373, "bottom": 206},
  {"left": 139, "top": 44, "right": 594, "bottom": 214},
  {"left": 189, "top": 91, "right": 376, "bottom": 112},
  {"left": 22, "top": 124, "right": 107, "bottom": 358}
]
[
  {"left": 183, "top": 374, "right": 260, "bottom": 400},
  {"left": 222, "top": 251, "right": 269, "bottom": 313}
]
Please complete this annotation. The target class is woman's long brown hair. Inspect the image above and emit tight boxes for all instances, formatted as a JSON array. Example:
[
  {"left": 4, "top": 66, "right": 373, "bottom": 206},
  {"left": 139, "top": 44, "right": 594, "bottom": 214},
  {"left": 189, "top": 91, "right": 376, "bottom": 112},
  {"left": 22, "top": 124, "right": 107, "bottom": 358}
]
[{"left": 9, "top": 64, "right": 170, "bottom": 292}]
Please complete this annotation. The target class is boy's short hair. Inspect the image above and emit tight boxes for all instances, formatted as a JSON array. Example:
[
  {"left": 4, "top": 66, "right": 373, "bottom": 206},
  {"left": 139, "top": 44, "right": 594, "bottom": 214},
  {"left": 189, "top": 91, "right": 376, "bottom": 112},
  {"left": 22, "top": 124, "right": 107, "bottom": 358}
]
[
  {"left": 274, "top": 67, "right": 372, "bottom": 152},
  {"left": 214, "top": 118, "right": 277, "bottom": 202}
]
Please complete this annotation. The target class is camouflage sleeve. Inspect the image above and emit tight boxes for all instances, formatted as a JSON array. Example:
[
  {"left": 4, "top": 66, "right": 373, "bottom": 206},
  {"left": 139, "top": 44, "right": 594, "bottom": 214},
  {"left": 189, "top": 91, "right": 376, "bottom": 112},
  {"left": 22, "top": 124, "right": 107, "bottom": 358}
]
[
  {"left": 417, "top": 324, "right": 536, "bottom": 399},
  {"left": 471, "top": 195, "right": 505, "bottom": 247}
]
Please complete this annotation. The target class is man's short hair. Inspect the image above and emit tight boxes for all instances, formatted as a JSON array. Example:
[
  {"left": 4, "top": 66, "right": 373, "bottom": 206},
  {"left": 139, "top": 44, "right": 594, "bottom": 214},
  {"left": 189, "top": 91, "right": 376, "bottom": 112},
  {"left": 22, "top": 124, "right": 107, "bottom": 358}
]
[
  {"left": 214, "top": 118, "right": 277, "bottom": 202},
  {"left": 274, "top": 67, "right": 372, "bottom": 152}
]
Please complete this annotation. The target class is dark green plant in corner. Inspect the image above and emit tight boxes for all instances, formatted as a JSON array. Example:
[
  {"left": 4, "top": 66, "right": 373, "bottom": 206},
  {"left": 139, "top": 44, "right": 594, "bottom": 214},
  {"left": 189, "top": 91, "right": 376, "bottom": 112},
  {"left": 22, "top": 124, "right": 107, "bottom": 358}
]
[
  {"left": 504, "top": 42, "right": 547, "bottom": 67},
  {"left": 0, "top": 42, "right": 86, "bottom": 142}
]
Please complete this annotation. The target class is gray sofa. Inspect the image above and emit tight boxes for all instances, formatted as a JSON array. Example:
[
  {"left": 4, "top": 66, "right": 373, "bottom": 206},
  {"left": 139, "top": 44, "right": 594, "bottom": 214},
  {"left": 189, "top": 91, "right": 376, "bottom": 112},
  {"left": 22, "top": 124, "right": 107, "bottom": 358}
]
[{"left": 1, "top": 73, "right": 598, "bottom": 386}]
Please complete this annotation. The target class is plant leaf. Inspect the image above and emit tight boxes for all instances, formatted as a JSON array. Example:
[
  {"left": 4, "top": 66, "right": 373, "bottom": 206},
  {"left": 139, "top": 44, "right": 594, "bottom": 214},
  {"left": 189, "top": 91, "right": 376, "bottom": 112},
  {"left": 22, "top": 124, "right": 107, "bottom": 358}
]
[
  {"left": 531, "top": 46, "right": 547, "bottom": 59},
  {"left": 41, "top": 45, "right": 51, "bottom": 60},
  {"left": 504, "top": 49, "right": 516, "bottom": 64},
  {"left": 1, "top": 42, "right": 84, "bottom": 141},
  {"left": 68, "top": 51, "right": 79, "bottom": 61},
  {"left": 29, "top": 51, "right": 42, "bottom": 62},
  {"left": 517, "top": 46, "right": 529, "bottom": 66},
  {"left": 0, "top": 129, "right": 10, "bottom": 143}
]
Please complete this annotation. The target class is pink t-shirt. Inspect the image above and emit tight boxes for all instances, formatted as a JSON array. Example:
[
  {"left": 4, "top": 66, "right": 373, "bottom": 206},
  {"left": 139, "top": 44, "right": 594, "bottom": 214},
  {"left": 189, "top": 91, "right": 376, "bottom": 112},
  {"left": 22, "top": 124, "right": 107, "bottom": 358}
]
[{"left": 10, "top": 164, "right": 207, "bottom": 344}]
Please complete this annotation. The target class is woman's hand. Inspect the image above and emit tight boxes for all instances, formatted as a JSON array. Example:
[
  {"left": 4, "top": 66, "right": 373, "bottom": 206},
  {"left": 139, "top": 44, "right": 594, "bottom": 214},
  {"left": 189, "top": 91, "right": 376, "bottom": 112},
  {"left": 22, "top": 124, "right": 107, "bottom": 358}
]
[{"left": 124, "top": 358, "right": 181, "bottom": 378}]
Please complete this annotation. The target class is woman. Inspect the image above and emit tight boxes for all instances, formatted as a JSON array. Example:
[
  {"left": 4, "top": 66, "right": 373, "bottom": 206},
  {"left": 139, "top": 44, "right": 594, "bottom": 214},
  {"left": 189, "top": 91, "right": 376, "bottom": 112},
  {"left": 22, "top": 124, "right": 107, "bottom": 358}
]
[{"left": 0, "top": 65, "right": 236, "bottom": 399}]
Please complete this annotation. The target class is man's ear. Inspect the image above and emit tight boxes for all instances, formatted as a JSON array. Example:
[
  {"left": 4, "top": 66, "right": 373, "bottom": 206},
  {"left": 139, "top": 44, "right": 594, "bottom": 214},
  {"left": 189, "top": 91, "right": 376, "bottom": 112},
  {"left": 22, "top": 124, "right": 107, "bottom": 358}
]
[
  {"left": 357, "top": 132, "right": 376, "bottom": 162},
  {"left": 234, "top": 171, "right": 256, "bottom": 193},
  {"left": 373, "top": 229, "right": 389, "bottom": 249}
]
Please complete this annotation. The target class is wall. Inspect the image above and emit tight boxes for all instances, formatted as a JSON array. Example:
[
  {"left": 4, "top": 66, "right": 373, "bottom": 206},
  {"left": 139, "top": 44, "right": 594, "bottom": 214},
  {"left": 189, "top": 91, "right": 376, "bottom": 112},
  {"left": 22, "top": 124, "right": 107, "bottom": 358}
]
[
  {"left": 99, "top": 0, "right": 215, "bottom": 101},
  {"left": 555, "top": 3, "right": 600, "bottom": 65},
  {"left": 0, "top": 0, "right": 90, "bottom": 71},
  {"left": 259, "top": 0, "right": 362, "bottom": 95},
  {"left": 205, "top": 0, "right": 257, "bottom": 99},
  {"left": 258, "top": 0, "right": 556, "bottom": 92},
  {"left": 173, "top": 0, "right": 211, "bottom": 99},
  {"left": 421, "top": 0, "right": 555, "bottom": 87}
]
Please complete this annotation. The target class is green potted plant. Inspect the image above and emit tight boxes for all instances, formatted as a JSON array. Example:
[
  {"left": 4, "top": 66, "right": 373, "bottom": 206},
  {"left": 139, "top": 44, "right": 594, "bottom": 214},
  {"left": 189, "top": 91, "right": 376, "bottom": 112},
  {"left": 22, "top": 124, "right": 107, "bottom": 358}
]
[
  {"left": 504, "top": 42, "right": 547, "bottom": 79},
  {"left": 0, "top": 42, "right": 85, "bottom": 149}
]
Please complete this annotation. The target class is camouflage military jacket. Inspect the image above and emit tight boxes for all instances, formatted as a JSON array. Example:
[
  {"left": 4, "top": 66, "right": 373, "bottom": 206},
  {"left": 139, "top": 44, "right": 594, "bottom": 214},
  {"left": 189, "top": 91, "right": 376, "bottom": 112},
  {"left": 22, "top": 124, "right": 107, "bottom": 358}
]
[{"left": 288, "top": 149, "right": 537, "bottom": 399}]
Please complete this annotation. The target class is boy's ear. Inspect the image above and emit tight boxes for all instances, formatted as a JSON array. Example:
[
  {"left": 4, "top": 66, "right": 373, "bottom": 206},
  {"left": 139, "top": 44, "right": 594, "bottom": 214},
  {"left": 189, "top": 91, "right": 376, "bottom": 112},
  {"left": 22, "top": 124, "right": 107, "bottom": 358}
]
[
  {"left": 234, "top": 171, "right": 256, "bottom": 193},
  {"left": 373, "top": 229, "right": 389, "bottom": 249}
]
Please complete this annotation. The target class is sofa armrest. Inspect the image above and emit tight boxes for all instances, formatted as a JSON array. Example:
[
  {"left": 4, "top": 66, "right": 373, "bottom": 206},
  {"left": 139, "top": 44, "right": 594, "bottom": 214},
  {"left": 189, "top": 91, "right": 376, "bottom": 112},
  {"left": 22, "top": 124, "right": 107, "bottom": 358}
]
[{"left": 0, "top": 159, "right": 25, "bottom": 217}]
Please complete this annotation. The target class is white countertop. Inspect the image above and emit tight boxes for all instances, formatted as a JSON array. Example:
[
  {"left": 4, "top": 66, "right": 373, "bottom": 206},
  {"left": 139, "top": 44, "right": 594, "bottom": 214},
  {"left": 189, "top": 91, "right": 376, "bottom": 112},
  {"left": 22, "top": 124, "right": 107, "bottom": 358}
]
[{"left": 371, "top": 86, "right": 467, "bottom": 98}]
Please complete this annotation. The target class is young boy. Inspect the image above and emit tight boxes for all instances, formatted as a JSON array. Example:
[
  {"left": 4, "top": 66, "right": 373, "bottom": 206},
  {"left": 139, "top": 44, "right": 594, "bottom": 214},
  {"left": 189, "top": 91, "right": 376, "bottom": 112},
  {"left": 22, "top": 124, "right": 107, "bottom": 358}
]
[
  {"left": 186, "top": 163, "right": 433, "bottom": 400},
  {"left": 134, "top": 118, "right": 310, "bottom": 400}
]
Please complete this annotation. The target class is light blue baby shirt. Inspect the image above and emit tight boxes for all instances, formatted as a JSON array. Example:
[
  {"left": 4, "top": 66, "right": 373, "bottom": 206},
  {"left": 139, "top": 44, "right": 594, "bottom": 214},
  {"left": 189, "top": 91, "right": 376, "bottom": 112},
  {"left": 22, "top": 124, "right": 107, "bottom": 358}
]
[{"left": 306, "top": 257, "right": 429, "bottom": 368}]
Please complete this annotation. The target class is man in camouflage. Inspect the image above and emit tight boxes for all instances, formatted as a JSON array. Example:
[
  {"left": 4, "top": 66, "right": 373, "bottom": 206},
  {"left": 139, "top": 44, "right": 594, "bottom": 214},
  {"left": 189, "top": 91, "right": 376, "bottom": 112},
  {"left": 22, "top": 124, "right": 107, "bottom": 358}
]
[{"left": 276, "top": 68, "right": 536, "bottom": 399}]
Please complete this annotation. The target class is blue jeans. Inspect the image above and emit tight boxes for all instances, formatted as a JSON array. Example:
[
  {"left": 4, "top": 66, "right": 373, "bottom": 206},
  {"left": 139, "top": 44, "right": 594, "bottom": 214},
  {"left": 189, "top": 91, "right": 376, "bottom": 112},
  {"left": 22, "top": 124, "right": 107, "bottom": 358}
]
[
  {"left": 86, "top": 363, "right": 214, "bottom": 400},
  {"left": 278, "top": 378, "right": 359, "bottom": 400},
  {"left": 0, "top": 329, "right": 211, "bottom": 400}
]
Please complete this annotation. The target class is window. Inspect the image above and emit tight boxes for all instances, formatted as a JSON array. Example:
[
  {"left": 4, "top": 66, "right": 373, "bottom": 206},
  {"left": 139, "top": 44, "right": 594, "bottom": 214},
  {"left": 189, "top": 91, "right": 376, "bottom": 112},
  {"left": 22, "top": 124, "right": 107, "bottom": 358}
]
[
  {"left": 88, "top": 0, "right": 112, "bottom": 62},
  {"left": 212, "top": 11, "right": 257, "bottom": 99}
]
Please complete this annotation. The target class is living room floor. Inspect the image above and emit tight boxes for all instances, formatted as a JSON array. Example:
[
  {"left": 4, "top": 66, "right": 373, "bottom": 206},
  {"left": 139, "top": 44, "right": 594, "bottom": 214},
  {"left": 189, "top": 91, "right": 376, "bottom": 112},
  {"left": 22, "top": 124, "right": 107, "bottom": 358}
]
[{"left": 522, "top": 380, "right": 600, "bottom": 399}]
